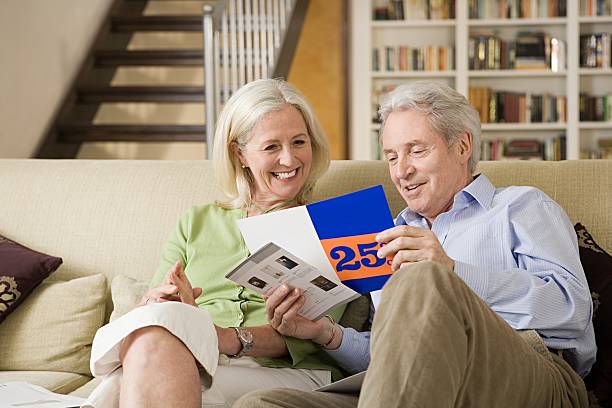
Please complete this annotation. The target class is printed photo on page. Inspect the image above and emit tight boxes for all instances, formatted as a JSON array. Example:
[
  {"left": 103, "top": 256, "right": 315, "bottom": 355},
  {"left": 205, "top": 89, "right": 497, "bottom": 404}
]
[{"left": 226, "top": 242, "right": 360, "bottom": 320}]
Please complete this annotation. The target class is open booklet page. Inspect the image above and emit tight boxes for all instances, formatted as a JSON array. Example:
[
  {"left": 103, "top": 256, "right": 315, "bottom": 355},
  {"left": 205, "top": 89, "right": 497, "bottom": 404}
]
[
  {"left": 226, "top": 242, "right": 360, "bottom": 320},
  {"left": 0, "top": 382, "right": 85, "bottom": 408}
]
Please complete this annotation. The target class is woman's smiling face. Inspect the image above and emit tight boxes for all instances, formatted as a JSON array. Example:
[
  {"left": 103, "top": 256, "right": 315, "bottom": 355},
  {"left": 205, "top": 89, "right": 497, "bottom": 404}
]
[{"left": 236, "top": 105, "right": 313, "bottom": 209}]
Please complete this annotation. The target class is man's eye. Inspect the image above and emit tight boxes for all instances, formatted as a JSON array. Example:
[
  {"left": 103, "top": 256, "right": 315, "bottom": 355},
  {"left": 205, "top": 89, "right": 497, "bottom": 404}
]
[{"left": 385, "top": 156, "right": 397, "bottom": 163}]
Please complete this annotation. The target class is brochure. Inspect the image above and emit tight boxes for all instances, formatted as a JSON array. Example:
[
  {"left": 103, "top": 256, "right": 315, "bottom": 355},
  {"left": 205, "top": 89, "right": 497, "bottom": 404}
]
[
  {"left": 227, "top": 242, "right": 361, "bottom": 320},
  {"left": 0, "top": 382, "right": 85, "bottom": 408},
  {"left": 237, "top": 185, "right": 395, "bottom": 295}
]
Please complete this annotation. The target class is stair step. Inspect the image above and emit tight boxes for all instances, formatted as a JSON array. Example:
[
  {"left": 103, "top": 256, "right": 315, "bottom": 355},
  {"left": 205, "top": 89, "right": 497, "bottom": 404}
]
[
  {"left": 77, "top": 86, "right": 204, "bottom": 102},
  {"left": 94, "top": 50, "right": 203, "bottom": 66},
  {"left": 58, "top": 124, "right": 205, "bottom": 142},
  {"left": 112, "top": 15, "right": 202, "bottom": 32}
]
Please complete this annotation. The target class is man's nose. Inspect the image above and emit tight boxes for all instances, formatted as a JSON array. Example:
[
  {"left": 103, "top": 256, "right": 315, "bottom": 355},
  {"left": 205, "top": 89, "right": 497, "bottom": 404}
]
[{"left": 396, "top": 157, "right": 415, "bottom": 179}]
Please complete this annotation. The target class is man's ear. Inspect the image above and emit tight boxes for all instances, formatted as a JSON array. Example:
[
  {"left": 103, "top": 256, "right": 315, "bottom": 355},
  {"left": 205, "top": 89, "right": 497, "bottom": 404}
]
[{"left": 456, "top": 131, "right": 473, "bottom": 164}]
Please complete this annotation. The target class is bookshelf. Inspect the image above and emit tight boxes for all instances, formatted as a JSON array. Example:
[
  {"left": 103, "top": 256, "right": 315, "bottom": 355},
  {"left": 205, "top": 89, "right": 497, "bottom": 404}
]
[{"left": 349, "top": 0, "right": 612, "bottom": 160}]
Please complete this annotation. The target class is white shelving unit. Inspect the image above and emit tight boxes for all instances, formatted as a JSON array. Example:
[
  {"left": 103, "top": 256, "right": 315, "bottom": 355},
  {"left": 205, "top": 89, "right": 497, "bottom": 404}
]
[{"left": 349, "top": 0, "right": 612, "bottom": 160}]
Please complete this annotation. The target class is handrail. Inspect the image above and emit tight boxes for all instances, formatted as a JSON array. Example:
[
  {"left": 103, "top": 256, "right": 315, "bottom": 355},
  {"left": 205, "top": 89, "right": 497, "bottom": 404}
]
[{"left": 202, "top": 0, "right": 309, "bottom": 158}]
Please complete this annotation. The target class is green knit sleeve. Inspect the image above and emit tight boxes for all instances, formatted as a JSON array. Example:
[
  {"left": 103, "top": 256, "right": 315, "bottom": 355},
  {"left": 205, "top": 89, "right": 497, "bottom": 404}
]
[{"left": 150, "top": 209, "right": 192, "bottom": 287}]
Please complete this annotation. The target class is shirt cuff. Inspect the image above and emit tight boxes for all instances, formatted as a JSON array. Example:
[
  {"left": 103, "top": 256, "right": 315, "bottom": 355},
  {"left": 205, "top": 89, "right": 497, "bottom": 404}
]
[
  {"left": 453, "top": 260, "right": 489, "bottom": 301},
  {"left": 324, "top": 327, "right": 370, "bottom": 374}
]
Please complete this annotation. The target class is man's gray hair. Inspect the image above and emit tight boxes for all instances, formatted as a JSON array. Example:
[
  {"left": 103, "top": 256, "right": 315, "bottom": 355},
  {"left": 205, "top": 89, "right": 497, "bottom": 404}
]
[{"left": 378, "top": 81, "right": 481, "bottom": 173}]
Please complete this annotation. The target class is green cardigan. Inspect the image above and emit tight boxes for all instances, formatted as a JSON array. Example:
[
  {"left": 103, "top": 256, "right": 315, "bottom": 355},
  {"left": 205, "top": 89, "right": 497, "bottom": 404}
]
[{"left": 151, "top": 204, "right": 346, "bottom": 381}]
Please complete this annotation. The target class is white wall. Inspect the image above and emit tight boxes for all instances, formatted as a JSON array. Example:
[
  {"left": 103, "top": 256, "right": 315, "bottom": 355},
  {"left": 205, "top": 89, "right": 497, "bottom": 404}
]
[{"left": 0, "top": 0, "right": 114, "bottom": 158}]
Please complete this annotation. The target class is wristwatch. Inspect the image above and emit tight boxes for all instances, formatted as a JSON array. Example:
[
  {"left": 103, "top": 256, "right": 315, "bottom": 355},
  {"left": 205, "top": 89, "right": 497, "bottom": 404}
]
[{"left": 231, "top": 327, "right": 253, "bottom": 358}]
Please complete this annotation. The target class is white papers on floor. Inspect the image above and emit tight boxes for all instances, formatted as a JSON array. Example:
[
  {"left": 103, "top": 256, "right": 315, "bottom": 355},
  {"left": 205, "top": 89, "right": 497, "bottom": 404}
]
[{"left": 0, "top": 382, "right": 85, "bottom": 408}]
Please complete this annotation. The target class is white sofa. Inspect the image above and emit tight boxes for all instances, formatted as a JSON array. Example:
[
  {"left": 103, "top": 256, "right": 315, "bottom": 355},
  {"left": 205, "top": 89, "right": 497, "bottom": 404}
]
[{"left": 0, "top": 159, "right": 610, "bottom": 399}]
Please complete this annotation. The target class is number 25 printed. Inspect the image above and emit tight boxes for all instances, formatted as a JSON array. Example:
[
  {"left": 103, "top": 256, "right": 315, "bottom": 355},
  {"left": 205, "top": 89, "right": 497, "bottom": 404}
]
[{"left": 320, "top": 233, "right": 392, "bottom": 282}]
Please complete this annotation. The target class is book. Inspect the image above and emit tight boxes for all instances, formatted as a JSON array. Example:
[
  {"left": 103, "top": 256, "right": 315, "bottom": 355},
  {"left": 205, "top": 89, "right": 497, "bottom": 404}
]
[
  {"left": 226, "top": 242, "right": 361, "bottom": 320},
  {"left": 236, "top": 185, "right": 395, "bottom": 296}
]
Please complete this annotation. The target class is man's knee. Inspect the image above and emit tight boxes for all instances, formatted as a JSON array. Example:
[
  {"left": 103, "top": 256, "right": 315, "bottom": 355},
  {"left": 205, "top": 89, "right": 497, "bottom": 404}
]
[{"left": 384, "top": 260, "right": 459, "bottom": 293}]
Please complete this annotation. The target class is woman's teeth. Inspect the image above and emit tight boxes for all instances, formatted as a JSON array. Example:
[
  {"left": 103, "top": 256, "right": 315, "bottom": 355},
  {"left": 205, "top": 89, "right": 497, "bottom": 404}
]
[{"left": 273, "top": 169, "right": 297, "bottom": 179}]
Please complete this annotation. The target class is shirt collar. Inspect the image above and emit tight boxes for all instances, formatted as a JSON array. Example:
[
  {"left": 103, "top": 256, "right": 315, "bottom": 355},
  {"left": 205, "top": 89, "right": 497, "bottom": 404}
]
[{"left": 394, "top": 174, "right": 496, "bottom": 226}]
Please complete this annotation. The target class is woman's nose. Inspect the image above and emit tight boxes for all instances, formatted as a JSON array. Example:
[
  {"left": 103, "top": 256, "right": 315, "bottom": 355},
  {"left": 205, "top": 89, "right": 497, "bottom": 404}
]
[{"left": 278, "top": 146, "right": 295, "bottom": 166}]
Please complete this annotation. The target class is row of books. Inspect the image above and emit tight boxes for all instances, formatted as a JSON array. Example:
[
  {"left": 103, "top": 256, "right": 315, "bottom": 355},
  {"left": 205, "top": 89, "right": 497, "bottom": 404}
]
[
  {"left": 469, "top": 32, "right": 566, "bottom": 71},
  {"left": 469, "top": 0, "right": 567, "bottom": 19},
  {"left": 580, "top": 0, "right": 612, "bottom": 16},
  {"left": 372, "top": 0, "right": 455, "bottom": 20},
  {"left": 372, "top": 46, "right": 455, "bottom": 72},
  {"left": 580, "top": 33, "right": 612, "bottom": 68},
  {"left": 580, "top": 93, "right": 612, "bottom": 121},
  {"left": 469, "top": 87, "right": 567, "bottom": 123},
  {"left": 481, "top": 135, "right": 566, "bottom": 161}
]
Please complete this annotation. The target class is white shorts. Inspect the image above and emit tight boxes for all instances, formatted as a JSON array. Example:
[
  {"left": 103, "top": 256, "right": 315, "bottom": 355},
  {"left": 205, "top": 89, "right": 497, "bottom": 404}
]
[{"left": 88, "top": 302, "right": 331, "bottom": 408}]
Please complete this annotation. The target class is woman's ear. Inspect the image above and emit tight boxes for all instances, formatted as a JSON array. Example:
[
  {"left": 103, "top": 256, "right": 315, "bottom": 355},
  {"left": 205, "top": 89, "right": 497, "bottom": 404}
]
[{"left": 230, "top": 141, "right": 246, "bottom": 167}]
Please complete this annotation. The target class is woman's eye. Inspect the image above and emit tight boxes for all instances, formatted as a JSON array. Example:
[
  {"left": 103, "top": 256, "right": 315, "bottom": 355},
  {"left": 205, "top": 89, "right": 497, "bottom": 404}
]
[{"left": 264, "top": 145, "right": 279, "bottom": 151}]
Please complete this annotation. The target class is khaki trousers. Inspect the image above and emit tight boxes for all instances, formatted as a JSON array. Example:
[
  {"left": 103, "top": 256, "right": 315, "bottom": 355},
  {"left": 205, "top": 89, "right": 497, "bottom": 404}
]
[{"left": 235, "top": 261, "right": 588, "bottom": 408}]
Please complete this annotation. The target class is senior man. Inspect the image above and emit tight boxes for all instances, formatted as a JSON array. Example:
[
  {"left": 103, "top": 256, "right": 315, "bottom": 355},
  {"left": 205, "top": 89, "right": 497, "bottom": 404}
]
[{"left": 235, "top": 81, "right": 596, "bottom": 408}]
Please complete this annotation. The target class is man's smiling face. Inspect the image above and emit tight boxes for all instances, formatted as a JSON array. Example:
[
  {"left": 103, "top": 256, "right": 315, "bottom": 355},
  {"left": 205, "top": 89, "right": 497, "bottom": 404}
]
[{"left": 381, "top": 109, "right": 473, "bottom": 224}]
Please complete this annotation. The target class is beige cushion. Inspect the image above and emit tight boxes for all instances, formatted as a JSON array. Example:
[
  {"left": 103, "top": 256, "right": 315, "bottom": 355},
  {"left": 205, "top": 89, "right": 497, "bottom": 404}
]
[
  {"left": 0, "top": 371, "right": 91, "bottom": 394},
  {"left": 0, "top": 274, "right": 106, "bottom": 375},
  {"left": 69, "top": 377, "right": 102, "bottom": 398},
  {"left": 109, "top": 275, "right": 148, "bottom": 321}
]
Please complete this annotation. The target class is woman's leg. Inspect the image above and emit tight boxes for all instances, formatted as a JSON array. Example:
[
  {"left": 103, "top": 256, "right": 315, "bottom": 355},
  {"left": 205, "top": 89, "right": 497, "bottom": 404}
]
[
  {"left": 201, "top": 355, "right": 331, "bottom": 408},
  {"left": 119, "top": 326, "right": 201, "bottom": 408}
]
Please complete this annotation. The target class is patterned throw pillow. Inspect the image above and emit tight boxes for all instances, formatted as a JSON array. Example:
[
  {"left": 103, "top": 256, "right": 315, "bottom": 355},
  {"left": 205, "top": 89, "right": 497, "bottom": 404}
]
[
  {"left": 0, "top": 234, "right": 62, "bottom": 323},
  {"left": 574, "top": 223, "right": 612, "bottom": 408}
]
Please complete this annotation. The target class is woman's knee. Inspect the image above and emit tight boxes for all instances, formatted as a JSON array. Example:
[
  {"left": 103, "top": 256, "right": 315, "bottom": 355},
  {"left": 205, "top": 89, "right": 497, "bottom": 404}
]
[{"left": 120, "top": 325, "right": 186, "bottom": 364}]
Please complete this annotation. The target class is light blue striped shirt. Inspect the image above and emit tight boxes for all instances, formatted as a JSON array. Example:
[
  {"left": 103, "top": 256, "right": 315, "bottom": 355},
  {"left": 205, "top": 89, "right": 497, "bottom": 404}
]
[{"left": 326, "top": 174, "right": 596, "bottom": 377}]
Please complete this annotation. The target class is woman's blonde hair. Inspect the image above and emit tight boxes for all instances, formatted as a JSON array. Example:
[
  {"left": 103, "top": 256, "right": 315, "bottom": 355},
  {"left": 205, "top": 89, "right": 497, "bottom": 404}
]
[{"left": 213, "top": 78, "right": 330, "bottom": 209}]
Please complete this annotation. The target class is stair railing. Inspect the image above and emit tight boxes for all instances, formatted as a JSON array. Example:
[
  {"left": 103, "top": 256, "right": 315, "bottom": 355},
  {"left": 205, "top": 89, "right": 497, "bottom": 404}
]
[{"left": 202, "top": 0, "right": 308, "bottom": 158}]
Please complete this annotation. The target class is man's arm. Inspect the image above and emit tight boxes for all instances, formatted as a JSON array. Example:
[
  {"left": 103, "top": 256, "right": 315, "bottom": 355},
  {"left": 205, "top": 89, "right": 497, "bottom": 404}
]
[{"left": 455, "top": 197, "right": 592, "bottom": 339}]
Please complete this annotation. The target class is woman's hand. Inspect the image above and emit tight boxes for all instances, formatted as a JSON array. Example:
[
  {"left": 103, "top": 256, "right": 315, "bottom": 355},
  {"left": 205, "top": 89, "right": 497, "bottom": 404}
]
[
  {"left": 140, "top": 261, "right": 202, "bottom": 306},
  {"left": 265, "top": 284, "right": 336, "bottom": 345}
]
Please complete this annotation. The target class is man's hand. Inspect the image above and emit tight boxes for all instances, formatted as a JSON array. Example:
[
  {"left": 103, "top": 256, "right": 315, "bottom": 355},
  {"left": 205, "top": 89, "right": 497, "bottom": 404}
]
[
  {"left": 376, "top": 225, "right": 455, "bottom": 272},
  {"left": 265, "top": 285, "right": 335, "bottom": 345}
]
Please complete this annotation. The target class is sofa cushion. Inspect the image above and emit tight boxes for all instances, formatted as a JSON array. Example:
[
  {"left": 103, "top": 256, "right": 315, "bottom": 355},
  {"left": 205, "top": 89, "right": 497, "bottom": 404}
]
[
  {"left": 575, "top": 223, "right": 612, "bottom": 407},
  {"left": 0, "top": 371, "right": 91, "bottom": 395},
  {"left": 0, "top": 234, "right": 62, "bottom": 324},
  {"left": 109, "top": 275, "right": 148, "bottom": 321},
  {"left": 0, "top": 274, "right": 106, "bottom": 375}
]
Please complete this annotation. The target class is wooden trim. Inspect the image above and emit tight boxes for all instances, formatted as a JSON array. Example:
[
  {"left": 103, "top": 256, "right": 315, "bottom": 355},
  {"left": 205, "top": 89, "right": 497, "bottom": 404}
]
[{"left": 272, "top": 0, "right": 310, "bottom": 79}]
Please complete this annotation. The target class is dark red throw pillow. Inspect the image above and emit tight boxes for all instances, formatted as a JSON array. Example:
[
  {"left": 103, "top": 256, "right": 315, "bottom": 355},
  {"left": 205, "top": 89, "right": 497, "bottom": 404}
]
[
  {"left": 0, "top": 235, "right": 62, "bottom": 324},
  {"left": 574, "top": 223, "right": 612, "bottom": 407}
]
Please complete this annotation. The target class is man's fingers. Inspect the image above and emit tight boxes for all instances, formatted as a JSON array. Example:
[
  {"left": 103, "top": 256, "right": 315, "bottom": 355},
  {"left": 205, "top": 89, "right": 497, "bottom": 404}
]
[
  {"left": 376, "top": 225, "right": 426, "bottom": 244},
  {"left": 391, "top": 249, "right": 421, "bottom": 271},
  {"left": 377, "top": 236, "right": 422, "bottom": 259}
]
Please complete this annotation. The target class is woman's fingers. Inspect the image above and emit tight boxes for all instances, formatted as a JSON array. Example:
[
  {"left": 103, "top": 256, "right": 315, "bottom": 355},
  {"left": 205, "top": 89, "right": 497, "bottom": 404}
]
[{"left": 269, "top": 288, "right": 302, "bottom": 328}]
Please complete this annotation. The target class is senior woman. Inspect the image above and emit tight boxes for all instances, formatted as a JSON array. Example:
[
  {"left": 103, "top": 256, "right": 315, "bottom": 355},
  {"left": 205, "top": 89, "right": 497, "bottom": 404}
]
[{"left": 88, "top": 79, "right": 346, "bottom": 408}]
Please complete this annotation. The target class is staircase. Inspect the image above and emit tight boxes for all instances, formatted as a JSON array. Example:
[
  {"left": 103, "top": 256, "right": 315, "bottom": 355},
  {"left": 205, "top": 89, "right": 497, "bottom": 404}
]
[{"left": 36, "top": 0, "right": 307, "bottom": 159}]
